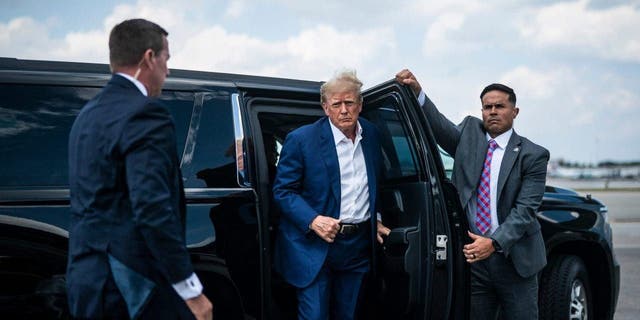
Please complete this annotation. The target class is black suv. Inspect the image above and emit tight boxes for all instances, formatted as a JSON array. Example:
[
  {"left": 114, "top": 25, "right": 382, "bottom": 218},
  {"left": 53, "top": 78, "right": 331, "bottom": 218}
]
[{"left": 0, "top": 58, "right": 619, "bottom": 319}]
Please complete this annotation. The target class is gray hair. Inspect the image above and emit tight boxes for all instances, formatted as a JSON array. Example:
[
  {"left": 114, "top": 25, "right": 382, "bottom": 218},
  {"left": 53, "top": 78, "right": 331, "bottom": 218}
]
[{"left": 320, "top": 69, "right": 363, "bottom": 104}]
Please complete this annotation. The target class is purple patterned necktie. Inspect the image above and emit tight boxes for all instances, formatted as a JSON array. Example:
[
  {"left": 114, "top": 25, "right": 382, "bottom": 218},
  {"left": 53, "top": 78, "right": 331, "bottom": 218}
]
[{"left": 476, "top": 139, "right": 498, "bottom": 234}]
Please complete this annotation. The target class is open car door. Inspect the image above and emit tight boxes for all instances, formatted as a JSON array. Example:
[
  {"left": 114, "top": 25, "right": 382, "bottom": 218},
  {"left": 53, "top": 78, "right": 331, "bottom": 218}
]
[{"left": 361, "top": 80, "right": 469, "bottom": 320}]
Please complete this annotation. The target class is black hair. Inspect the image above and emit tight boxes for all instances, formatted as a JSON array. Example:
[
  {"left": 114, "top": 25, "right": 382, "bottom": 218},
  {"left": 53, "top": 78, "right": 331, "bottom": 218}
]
[
  {"left": 109, "top": 19, "right": 168, "bottom": 68},
  {"left": 480, "top": 83, "right": 516, "bottom": 106}
]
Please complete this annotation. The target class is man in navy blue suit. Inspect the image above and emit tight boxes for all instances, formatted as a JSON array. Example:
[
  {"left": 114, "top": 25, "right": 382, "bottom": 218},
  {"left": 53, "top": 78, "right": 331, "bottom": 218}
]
[
  {"left": 273, "top": 70, "right": 390, "bottom": 319},
  {"left": 67, "top": 19, "right": 212, "bottom": 319}
]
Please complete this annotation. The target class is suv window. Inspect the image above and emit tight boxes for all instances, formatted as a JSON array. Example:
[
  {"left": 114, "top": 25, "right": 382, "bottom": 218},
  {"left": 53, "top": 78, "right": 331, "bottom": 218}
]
[
  {"left": 163, "top": 91, "right": 236, "bottom": 188},
  {"left": 439, "top": 147, "right": 454, "bottom": 179},
  {"left": 362, "top": 96, "right": 420, "bottom": 181},
  {"left": 0, "top": 84, "right": 99, "bottom": 188},
  {"left": 0, "top": 84, "right": 236, "bottom": 189}
]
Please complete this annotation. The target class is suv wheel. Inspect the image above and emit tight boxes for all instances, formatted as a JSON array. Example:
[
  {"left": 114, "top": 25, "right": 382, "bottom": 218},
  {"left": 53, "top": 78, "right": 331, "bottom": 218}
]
[{"left": 539, "top": 255, "right": 592, "bottom": 320}]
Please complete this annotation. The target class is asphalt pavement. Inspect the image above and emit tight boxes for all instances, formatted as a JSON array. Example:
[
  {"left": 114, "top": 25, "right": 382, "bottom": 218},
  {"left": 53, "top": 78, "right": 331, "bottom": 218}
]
[{"left": 614, "top": 247, "right": 640, "bottom": 320}]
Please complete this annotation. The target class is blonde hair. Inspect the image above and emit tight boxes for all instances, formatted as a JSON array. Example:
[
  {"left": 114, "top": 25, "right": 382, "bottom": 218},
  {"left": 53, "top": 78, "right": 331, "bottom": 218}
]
[{"left": 320, "top": 69, "right": 363, "bottom": 104}]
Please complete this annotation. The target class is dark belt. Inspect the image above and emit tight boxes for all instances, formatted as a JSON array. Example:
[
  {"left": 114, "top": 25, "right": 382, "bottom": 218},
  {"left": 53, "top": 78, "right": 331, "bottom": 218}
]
[{"left": 338, "top": 220, "right": 370, "bottom": 235}]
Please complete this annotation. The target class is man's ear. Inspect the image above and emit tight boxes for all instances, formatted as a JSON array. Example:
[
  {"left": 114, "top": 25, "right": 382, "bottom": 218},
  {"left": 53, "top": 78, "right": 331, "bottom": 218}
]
[
  {"left": 141, "top": 49, "right": 155, "bottom": 69},
  {"left": 322, "top": 103, "right": 330, "bottom": 116}
]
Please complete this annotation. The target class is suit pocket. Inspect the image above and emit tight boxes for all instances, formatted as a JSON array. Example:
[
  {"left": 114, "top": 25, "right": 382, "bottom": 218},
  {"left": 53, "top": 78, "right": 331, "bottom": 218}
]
[{"left": 108, "top": 254, "right": 156, "bottom": 319}]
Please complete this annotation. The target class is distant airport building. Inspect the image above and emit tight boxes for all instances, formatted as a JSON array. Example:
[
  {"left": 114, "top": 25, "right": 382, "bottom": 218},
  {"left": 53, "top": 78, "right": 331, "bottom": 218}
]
[{"left": 548, "top": 160, "right": 640, "bottom": 179}]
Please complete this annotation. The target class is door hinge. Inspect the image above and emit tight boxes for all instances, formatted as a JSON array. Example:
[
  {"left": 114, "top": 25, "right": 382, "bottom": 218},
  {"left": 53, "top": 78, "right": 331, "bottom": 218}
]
[{"left": 436, "top": 235, "right": 447, "bottom": 261}]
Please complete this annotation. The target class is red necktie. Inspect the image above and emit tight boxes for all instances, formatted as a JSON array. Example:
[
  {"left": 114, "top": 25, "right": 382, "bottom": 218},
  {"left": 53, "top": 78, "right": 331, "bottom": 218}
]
[{"left": 476, "top": 140, "right": 498, "bottom": 234}]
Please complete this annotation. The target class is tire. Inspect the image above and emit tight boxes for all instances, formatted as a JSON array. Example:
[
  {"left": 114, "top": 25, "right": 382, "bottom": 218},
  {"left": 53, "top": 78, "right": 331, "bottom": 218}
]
[{"left": 539, "top": 255, "right": 592, "bottom": 320}]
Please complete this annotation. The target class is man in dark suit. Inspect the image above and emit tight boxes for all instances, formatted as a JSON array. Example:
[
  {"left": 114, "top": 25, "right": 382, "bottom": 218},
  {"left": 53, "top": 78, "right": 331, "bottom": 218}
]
[
  {"left": 67, "top": 19, "right": 212, "bottom": 319},
  {"left": 397, "top": 70, "right": 549, "bottom": 319},
  {"left": 273, "top": 70, "right": 390, "bottom": 320}
]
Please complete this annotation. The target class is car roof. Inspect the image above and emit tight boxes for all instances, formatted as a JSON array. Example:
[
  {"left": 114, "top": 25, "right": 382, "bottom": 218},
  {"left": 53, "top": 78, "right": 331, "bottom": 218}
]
[{"left": 0, "top": 57, "right": 322, "bottom": 94}]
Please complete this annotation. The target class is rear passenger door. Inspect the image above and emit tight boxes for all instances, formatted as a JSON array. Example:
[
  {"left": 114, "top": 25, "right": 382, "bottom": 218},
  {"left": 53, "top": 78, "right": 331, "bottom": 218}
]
[{"left": 362, "top": 80, "right": 468, "bottom": 320}]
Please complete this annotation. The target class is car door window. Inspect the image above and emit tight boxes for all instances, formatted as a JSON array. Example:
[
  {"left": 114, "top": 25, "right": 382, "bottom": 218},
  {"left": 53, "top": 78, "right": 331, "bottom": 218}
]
[
  {"left": 361, "top": 97, "right": 421, "bottom": 182},
  {"left": 164, "top": 90, "right": 236, "bottom": 188},
  {"left": 0, "top": 84, "right": 100, "bottom": 188},
  {"left": 439, "top": 147, "right": 454, "bottom": 179}
]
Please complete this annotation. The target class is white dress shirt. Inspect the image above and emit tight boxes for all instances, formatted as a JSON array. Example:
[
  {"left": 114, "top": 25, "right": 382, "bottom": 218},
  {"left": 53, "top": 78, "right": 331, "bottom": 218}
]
[
  {"left": 329, "top": 120, "right": 371, "bottom": 224},
  {"left": 486, "top": 129, "right": 513, "bottom": 234},
  {"left": 116, "top": 72, "right": 148, "bottom": 96},
  {"left": 118, "top": 72, "right": 203, "bottom": 300}
]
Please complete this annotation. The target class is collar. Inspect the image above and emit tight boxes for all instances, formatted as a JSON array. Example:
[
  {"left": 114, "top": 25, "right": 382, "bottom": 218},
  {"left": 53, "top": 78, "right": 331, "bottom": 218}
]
[
  {"left": 486, "top": 128, "right": 513, "bottom": 149},
  {"left": 329, "top": 119, "right": 362, "bottom": 145},
  {"left": 116, "top": 72, "right": 148, "bottom": 96}
]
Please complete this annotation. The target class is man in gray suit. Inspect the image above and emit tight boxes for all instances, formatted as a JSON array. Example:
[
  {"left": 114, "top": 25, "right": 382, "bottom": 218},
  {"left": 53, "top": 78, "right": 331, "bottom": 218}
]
[{"left": 396, "top": 69, "right": 549, "bottom": 319}]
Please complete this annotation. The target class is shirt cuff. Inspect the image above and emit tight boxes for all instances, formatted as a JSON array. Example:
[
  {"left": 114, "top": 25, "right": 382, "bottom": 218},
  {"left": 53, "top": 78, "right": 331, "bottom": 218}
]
[
  {"left": 376, "top": 212, "right": 382, "bottom": 222},
  {"left": 417, "top": 90, "right": 426, "bottom": 106},
  {"left": 172, "top": 272, "right": 203, "bottom": 300}
]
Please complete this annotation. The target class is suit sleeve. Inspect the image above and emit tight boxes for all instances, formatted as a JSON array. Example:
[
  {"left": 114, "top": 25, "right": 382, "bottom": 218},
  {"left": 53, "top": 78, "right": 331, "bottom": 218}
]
[
  {"left": 419, "top": 92, "right": 462, "bottom": 156},
  {"left": 272, "top": 132, "right": 319, "bottom": 233},
  {"left": 492, "top": 148, "right": 550, "bottom": 256},
  {"left": 120, "top": 101, "right": 193, "bottom": 283}
]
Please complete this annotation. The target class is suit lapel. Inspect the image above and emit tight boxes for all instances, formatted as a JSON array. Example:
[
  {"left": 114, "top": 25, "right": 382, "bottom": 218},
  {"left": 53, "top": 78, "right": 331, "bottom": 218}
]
[
  {"left": 497, "top": 132, "right": 522, "bottom": 203},
  {"left": 360, "top": 123, "right": 377, "bottom": 210},
  {"left": 465, "top": 136, "right": 488, "bottom": 208},
  {"left": 319, "top": 118, "right": 341, "bottom": 207}
]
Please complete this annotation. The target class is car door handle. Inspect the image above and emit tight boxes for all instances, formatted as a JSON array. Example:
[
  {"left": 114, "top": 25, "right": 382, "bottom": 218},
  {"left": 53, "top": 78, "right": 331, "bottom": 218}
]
[{"left": 386, "top": 227, "right": 418, "bottom": 245}]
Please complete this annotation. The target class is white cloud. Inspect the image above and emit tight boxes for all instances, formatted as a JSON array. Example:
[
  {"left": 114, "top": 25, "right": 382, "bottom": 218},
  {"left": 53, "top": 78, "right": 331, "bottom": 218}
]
[
  {"left": 518, "top": 0, "right": 640, "bottom": 62},
  {"left": 0, "top": 17, "right": 55, "bottom": 59},
  {"left": 408, "top": 0, "right": 484, "bottom": 16},
  {"left": 0, "top": 1, "right": 208, "bottom": 64},
  {"left": 54, "top": 30, "right": 108, "bottom": 62},
  {"left": 171, "top": 26, "right": 279, "bottom": 74},
  {"left": 573, "top": 111, "right": 595, "bottom": 126},
  {"left": 0, "top": 16, "right": 106, "bottom": 63},
  {"left": 224, "top": 0, "right": 247, "bottom": 19},
  {"left": 172, "top": 24, "right": 396, "bottom": 83},
  {"left": 603, "top": 88, "right": 639, "bottom": 112},
  {"left": 0, "top": 1, "right": 397, "bottom": 85},
  {"left": 499, "top": 66, "right": 572, "bottom": 100},
  {"left": 422, "top": 12, "right": 466, "bottom": 56}
]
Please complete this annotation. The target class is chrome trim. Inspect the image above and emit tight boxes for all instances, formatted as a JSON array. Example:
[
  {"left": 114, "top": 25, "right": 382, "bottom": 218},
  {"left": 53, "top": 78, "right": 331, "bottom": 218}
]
[
  {"left": 0, "top": 214, "right": 69, "bottom": 238},
  {"left": 185, "top": 187, "right": 254, "bottom": 193},
  {"left": 180, "top": 92, "right": 206, "bottom": 168},
  {"left": 186, "top": 237, "right": 216, "bottom": 249},
  {"left": 0, "top": 189, "right": 70, "bottom": 202},
  {"left": 184, "top": 187, "right": 253, "bottom": 199},
  {"left": 231, "top": 93, "right": 248, "bottom": 186}
]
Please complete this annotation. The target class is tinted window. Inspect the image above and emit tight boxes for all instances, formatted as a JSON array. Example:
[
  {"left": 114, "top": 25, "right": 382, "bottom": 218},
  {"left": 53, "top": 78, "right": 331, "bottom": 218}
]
[
  {"left": 439, "top": 147, "right": 454, "bottom": 179},
  {"left": 362, "top": 96, "right": 420, "bottom": 180},
  {"left": 163, "top": 91, "right": 194, "bottom": 160},
  {"left": 174, "top": 91, "right": 236, "bottom": 188},
  {"left": 0, "top": 84, "right": 235, "bottom": 189},
  {"left": 0, "top": 84, "right": 99, "bottom": 188}
]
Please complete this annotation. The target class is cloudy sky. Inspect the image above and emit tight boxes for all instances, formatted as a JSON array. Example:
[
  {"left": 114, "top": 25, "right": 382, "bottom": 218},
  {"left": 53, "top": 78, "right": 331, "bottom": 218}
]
[{"left": 1, "top": 0, "right": 639, "bottom": 163}]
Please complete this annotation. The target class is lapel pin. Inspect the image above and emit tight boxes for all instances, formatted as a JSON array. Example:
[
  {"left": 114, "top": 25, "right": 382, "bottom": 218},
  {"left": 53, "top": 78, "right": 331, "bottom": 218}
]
[{"left": 513, "top": 147, "right": 520, "bottom": 152}]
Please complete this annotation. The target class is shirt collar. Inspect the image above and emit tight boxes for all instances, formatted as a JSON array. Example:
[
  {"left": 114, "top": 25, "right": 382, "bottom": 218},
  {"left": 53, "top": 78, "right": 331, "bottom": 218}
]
[
  {"left": 329, "top": 119, "right": 362, "bottom": 146},
  {"left": 116, "top": 72, "right": 148, "bottom": 96},
  {"left": 486, "top": 128, "right": 513, "bottom": 149}
]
